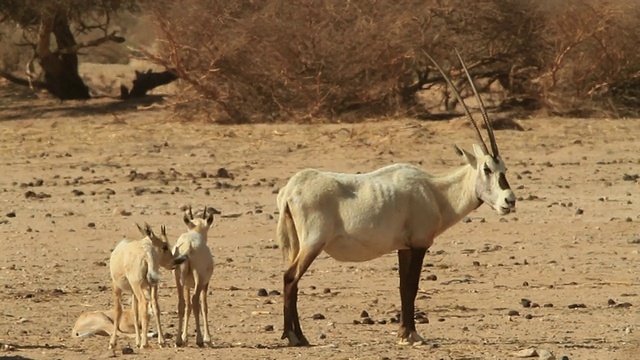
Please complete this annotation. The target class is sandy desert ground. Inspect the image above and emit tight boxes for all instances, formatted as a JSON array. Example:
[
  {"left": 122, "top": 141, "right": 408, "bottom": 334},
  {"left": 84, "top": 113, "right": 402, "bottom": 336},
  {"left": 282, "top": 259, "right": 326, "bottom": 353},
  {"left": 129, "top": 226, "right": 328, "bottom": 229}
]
[{"left": 0, "top": 84, "right": 639, "bottom": 360}]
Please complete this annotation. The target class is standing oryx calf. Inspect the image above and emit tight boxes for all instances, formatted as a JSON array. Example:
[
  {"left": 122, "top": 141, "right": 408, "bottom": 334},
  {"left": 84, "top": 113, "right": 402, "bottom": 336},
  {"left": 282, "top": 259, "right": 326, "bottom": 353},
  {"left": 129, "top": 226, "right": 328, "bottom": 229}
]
[
  {"left": 109, "top": 224, "right": 186, "bottom": 349},
  {"left": 276, "top": 49, "right": 517, "bottom": 346},
  {"left": 172, "top": 206, "right": 215, "bottom": 347}
]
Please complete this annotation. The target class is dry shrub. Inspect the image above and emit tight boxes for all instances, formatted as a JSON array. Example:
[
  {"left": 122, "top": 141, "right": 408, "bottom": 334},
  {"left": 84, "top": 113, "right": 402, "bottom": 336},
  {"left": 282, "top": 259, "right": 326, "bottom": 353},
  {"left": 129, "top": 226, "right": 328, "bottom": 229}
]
[
  {"left": 146, "top": 0, "right": 435, "bottom": 123},
  {"left": 146, "top": 0, "right": 640, "bottom": 123},
  {"left": 529, "top": 0, "right": 640, "bottom": 117}
]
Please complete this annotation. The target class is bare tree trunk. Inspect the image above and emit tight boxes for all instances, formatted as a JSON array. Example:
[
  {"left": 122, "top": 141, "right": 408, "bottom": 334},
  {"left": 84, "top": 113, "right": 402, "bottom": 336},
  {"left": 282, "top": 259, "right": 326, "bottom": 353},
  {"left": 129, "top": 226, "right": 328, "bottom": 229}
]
[{"left": 37, "top": 12, "right": 90, "bottom": 100}]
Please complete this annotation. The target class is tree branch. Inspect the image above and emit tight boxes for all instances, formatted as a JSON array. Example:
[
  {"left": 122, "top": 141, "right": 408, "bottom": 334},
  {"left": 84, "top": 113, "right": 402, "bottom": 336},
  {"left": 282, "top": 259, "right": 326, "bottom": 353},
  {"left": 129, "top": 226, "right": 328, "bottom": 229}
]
[
  {"left": 56, "top": 31, "right": 125, "bottom": 55},
  {"left": 37, "top": 14, "right": 54, "bottom": 59},
  {"left": 0, "top": 71, "right": 47, "bottom": 89}
]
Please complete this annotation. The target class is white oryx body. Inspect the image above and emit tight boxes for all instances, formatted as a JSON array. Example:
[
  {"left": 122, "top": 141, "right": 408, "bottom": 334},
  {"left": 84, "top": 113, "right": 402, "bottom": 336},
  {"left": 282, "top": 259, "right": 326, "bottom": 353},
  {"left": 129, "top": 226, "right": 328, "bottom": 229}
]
[
  {"left": 276, "top": 49, "right": 517, "bottom": 347},
  {"left": 278, "top": 162, "right": 487, "bottom": 263}
]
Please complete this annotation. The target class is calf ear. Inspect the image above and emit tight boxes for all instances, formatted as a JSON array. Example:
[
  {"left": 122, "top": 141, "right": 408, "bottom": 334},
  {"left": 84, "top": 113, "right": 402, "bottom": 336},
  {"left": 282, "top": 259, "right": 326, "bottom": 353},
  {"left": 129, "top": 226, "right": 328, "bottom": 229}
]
[
  {"left": 454, "top": 145, "right": 477, "bottom": 169},
  {"left": 206, "top": 213, "right": 214, "bottom": 227},
  {"left": 135, "top": 223, "right": 146, "bottom": 237},
  {"left": 144, "top": 223, "right": 154, "bottom": 237}
]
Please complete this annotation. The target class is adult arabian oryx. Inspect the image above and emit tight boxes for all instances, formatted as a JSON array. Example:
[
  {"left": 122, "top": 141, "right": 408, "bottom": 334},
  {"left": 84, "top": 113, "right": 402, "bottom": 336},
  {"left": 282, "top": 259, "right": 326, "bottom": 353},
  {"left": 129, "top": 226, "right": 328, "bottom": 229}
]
[{"left": 276, "top": 49, "right": 517, "bottom": 346}]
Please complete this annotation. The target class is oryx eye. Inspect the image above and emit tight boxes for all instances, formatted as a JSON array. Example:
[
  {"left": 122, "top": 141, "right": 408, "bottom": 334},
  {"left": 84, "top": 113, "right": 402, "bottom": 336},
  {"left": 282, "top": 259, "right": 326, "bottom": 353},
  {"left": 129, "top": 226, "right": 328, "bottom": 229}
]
[
  {"left": 483, "top": 166, "right": 492, "bottom": 175},
  {"left": 163, "top": 245, "right": 169, "bottom": 251}
]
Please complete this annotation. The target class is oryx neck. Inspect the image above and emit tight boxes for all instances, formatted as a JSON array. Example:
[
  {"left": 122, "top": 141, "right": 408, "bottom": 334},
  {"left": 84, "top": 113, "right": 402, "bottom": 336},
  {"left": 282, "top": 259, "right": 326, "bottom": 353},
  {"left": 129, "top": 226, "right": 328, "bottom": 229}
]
[{"left": 430, "top": 165, "right": 482, "bottom": 234}]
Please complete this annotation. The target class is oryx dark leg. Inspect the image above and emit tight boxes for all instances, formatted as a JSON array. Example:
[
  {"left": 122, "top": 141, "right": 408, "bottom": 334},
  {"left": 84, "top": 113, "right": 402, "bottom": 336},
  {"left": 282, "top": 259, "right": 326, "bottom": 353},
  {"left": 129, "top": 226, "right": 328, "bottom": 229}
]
[
  {"left": 282, "top": 246, "right": 323, "bottom": 347},
  {"left": 397, "top": 247, "right": 427, "bottom": 345}
]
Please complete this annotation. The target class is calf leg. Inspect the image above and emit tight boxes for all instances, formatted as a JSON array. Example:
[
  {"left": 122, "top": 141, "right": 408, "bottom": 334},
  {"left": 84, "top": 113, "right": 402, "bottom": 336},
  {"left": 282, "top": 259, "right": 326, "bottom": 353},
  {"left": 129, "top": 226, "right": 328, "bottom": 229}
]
[
  {"left": 131, "top": 292, "right": 141, "bottom": 348},
  {"left": 282, "top": 246, "right": 323, "bottom": 347},
  {"left": 201, "top": 282, "right": 212, "bottom": 346},
  {"left": 150, "top": 285, "right": 165, "bottom": 347},
  {"left": 192, "top": 278, "right": 204, "bottom": 347},
  {"left": 181, "top": 286, "right": 192, "bottom": 346},
  {"left": 174, "top": 270, "right": 186, "bottom": 347},
  {"left": 108, "top": 287, "right": 122, "bottom": 349},
  {"left": 397, "top": 248, "right": 427, "bottom": 345},
  {"left": 132, "top": 286, "right": 150, "bottom": 348}
]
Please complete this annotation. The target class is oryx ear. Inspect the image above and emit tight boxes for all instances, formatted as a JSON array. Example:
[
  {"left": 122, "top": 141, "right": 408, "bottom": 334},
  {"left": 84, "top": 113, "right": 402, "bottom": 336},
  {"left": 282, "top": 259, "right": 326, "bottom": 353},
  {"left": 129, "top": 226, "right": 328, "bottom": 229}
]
[
  {"left": 454, "top": 144, "right": 477, "bottom": 168},
  {"left": 472, "top": 143, "right": 487, "bottom": 159}
]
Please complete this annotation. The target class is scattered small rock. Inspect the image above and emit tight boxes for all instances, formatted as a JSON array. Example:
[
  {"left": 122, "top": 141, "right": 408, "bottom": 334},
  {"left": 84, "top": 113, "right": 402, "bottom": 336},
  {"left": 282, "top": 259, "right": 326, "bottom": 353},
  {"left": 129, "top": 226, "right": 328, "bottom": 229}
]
[
  {"left": 425, "top": 274, "right": 437, "bottom": 281},
  {"left": 507, "top": 310, "right": 520, "bottom": 316},
  {"left": 121, "top": 346, "right": 134, "bottom": 355},
  {"left": 72, "top": 189, "right": 85, "bottom": 196},
  {"left": 263, "top": 325, "right": 274, "bottom": 332},
  {"left": 216, "top": 168, "right": 233, "bottom": 179},
  {"left": 524, "top": 314, "right": 533, "bottom": 320},
  {"left": 512, "top": 348, "right": 537, "bottom": 358},
  {"left": 24, "top": 190, "right": 51, "bottom": 199},
  {"left": 312, "top": 313, "right": 325, "bottom": 320},
  {"left": 268, "top": 290, "right": 281, "bottom": 296},
  {"left": 361, "top": 317, "right": 375, "bottom": 325},
  {"left": 323, "top": 288, "right": 331, "bottom": 294},
  {"left": 257, "top": 288, "right": 268, "bottom": 297},
  {"left": 543, "top": 303, "right": 554, "bottom": 308},
  {"left": 608, "top": 299, "right": 616, "bottom": 306},
  {"left": 614, "top": 302, "right": 633, "bottom": 308},
  {"left": 538, "top": 349, "right": 555, "bottom": 360},
  {"left": 575, "top": 208, "right": 584, "bottom": 215},
  {"left": 6, "top": 211, "right": 16, "bottom": 218},
  {"left": 318, "top": 333, "right": 326, "bottom": 339},
  {"left": 628, "top": 237, "right": 640, "bottom": 244},
  {"left": 521, "top": 298, "right": 532, "bottom": 308},
  {"left": 567, "top": 303, "right": 587, "bottom": 309},
  {"left": 88, "top": 222, "right": 96, "bottom": 228},
  {"left": 360, "top": 310, "right": 369, "bottom": 318}
]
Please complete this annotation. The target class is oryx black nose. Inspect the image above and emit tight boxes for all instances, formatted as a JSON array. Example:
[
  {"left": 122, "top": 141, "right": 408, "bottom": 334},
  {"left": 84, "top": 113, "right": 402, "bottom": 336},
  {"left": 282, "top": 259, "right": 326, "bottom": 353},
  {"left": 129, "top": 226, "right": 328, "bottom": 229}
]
[{"left": 505, "top": 197, "right": 516, "bottom": 207}]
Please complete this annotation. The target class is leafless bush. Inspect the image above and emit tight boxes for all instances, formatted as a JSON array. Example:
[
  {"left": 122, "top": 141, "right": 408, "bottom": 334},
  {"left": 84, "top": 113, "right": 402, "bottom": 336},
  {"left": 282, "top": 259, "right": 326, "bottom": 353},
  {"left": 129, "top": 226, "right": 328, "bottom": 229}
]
[
  {"left": 146, "top": 0, "right": 640, "bottom": 123},
  {"left": 532, "top": 0, "right": 640, "bottom": 116},
  {"left": 146, "top": 0, "right": 431, "bottom": 123}
]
